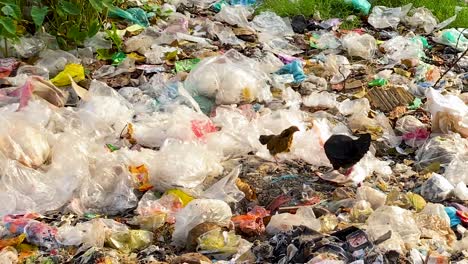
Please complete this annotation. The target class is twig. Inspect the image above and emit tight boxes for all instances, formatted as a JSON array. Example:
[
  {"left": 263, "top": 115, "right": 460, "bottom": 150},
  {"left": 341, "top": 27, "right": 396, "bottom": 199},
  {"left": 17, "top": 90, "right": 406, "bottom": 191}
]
[{"left": 432, "top": 48, "right": 468, "bottom": 89}]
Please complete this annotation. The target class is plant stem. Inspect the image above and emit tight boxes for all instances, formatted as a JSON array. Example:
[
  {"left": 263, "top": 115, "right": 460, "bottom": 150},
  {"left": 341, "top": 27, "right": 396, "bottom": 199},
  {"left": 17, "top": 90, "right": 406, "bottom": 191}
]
[{"left": 4, "top": 38, "right": 8, "bottom": 57}]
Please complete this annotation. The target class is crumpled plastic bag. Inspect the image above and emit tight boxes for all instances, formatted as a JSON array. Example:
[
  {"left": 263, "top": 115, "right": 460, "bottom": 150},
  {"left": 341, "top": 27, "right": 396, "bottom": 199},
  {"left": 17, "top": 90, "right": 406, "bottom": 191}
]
[
  {"left": 381, "top": 36, "right": 424, "bottom": 62},
  {"left": 415, "top": 134, "right": 468, "bottom": 169},
  {"left": 266, "top": 206, "right": 321, "bottom": 234},
  {"left": 342, "top": 33, "right": 377, "bottom": 60},
  {"left": 251, "top": 11, "right": 294, "bottom": 37},
  {"left": 184, "top": 49, "right": 272, "bottom": 104},
  {"left": 324, "top": 54, "right": 351, "bottom": 84},
  {"left": 155, "top": 140, "right": 223, "bottom": 190},
  {"left": 433, "top": 28, "right": 468, "bottom": 51},
  {"left": 420, "top": 173, "right": 454, "bottom": 202},
  {"left": 50, "top": 63, "right": 85, "bottom": 87},
  {"left": 35, "top": 49, "right": 80, "bottom": 77},
  {"left": 356, "top": 186, "right": 387, "bottom": 210},
  {"left": 366, "top": 206, "right": 421, "bottom": 253},
  {"left": 396, "top": 115, "right": 429, "bottom": 147},
  {"left": 172, "top": 199, "right": 232, "bottom": 246},
  {"left": 425, "top": 88, "right": 468, "bottom": 138},
  {"left": 202, "top": 165, "right": 245, "bottom": 203},
  {"left": 444, "top": 154, "right": 468, "bottom": 186},
  {"left": 214, "top": 5, "right": 253, "bottom": 28},
  {"left": 368, "top": 4, "right": 412, "bottom": 29}
]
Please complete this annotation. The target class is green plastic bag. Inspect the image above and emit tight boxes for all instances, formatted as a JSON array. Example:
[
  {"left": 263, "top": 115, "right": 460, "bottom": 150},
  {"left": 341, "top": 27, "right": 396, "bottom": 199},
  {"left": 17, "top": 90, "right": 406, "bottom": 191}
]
[
  {"left": 175, "top": 58, "right": 201, "bottom": 73},
  {"left": 109, "top": 7, "right": 150, "bottom": 27}
]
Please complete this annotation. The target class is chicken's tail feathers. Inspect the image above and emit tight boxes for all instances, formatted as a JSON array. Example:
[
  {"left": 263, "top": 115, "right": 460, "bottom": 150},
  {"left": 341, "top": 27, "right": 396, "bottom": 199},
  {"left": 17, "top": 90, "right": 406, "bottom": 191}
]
[{"left": 259, "top": 135, "right": 273, "bottom": 145}]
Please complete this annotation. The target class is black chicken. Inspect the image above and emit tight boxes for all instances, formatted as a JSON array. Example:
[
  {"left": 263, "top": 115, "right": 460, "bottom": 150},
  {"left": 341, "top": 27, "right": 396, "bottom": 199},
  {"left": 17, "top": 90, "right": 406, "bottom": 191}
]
[{"left": 324, "top": 133, "right": 372, "bottom": 170}]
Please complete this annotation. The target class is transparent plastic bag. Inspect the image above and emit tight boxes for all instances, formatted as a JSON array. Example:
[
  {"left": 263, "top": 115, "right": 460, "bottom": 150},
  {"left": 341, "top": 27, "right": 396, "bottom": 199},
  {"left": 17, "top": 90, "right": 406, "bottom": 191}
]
[
  {"left": 324, "top": 54, "right": 351, "bottom": 84},
  {"left": 356, "top": 186, "right": 386, "bottom": 210},
  {"left": 342, "top": 33, "right": 377, "bottom": 60},
  {"left": 368, "top": 4, "right": 412, "bottom": 29},
  {"left": 444, "top": 154, "right": 468, "bottom": 185},
  {"left": 366, "top": 206, "right": 421, "bottom": 251},
  {"left": 132, "top": 105, "right": 214, "bottom": 148},
  {"left": 214, "top": 5, "right": 252, "bottom": 28},
  {"left": 381, "top": 36, "right": 424, "bottom": 62},
  {"left": 420, "top": 203, "right": 450, "bottom": 225},
  {"left": 420, "top": 173, "right": 454, "bottom": 202},
  {"left": 172, "top": 199, "right": 232, "bottom": 246},
  {"left": 262, "top": 37, "right": 303, "bottom": 56},
  {"left": 415, "top": 134, "right": 468, "bottom": 169},
  {"left": 251, "top": 11, "right": 294, "bottom": 37},
  {"left": 302, "top": 91, "right": 338, "bottom": 109},
  {"left": 266, "top": 206, "right": 321, "bottom": 234},
  {"left": 13, "top": 36, "right": 46, "bottom": 58},
  {"left": 152, "top": 140, "right": 223, "bottom": 190},
  {"left": 433, "top": 28, "right": 468, "bottom": 51},
  {"left": 425, "top": 88, "right": 468, "bottom": 138},
  {"left": 35, "top": 49, "right": 80, "bottom": 77},
  {"left": 202, "top": 165, "right": 245, "bottom": 203},
  {"left": 404, "top": 8, "right": 438, "bottom": 34},
  {"left": 184, "top": 49, "right": 272, "bottom": 104}
]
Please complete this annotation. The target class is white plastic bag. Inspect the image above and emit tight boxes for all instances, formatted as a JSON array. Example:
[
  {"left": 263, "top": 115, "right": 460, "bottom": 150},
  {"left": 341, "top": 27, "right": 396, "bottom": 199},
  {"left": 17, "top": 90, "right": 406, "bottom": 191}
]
[
  {"left": 251, "top": 11, "right": 294, "bottom": 37},
  {"left": 425, "top": 88, "right": 468, "bottom": 138},
  {"left": 172, "top": 199, "right": 232, "bottom": 246},
  {"left": 368, "top": 4, "right": 412, "bottom": 29},
  {"left": 185, "top": 49, "right": 272, "bottom": 104},
  {"left": 214, "top": 5, "right": 253, "bottom": 28},
  {"left": 342, "top": 33, "right": 377, "bottom": 60},
  {"left": 420, "top": 173, "right": 454, "bottom": 202},
  {"left": 266, "top": 206, "right": 321, "bottom": 234},
  {"left": 381, "top": 36, "right": 424, "bottom": 62}
]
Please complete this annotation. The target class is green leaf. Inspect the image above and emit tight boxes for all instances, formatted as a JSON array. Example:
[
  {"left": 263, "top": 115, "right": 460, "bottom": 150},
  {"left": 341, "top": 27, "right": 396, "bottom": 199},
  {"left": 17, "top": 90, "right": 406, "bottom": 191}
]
[
  {"left": 1, "top": 4, "right": 21, "bottom": 20},
  {"left": 102, "top": 0, "right": 115, "bottom": 9},
  {"left": 96, "top": 49, "right": 113, "bottom": 60},
  {"left": 31, "top": 6, "right": 49, "bottom": 28},
  {"left": 89, "top": 0, "right": 103, "bottom": 12},
  {"left": 59, "top": 0, "right": 80, "bottom": 15},
  {"left": 0, "top": 17, "right": 16, "bottom": 35},
  {"left": 0, "top": 0, "right": 15, "bottom": 5},
  {"left": 88, "top": 19, "right": 100, "bottom": 37},
  {"left": 106, "top": 24, "right": 122, "bottom": 50},
  {"left": 66, "top": 24, "right": 80, "bottom": 41}
]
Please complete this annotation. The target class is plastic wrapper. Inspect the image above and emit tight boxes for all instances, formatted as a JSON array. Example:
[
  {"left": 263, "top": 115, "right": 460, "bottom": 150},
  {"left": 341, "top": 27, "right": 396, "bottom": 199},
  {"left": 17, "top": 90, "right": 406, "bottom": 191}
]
[
  {"left": 420, "top": 173, "right": 454, "bottom": 202},
  {"left": 415, "top": 134, "right": 468, "bottom": 169},
  {"left": 356, "top": 186, "right": 386, "bottom": 210},
  {"left": 108, "top": 229, "right": 153, "bottom": 252},
  {"left": 366, "top": 206, "right": 421, "bottom": 252},
  {"left": 134, "top": 191, "right": 184, "bottom": 230},
  {"left": 172, "top": 199, "right": 232, "bottom": 246},
  {"left": 381, "top": 36, "right": 424, "bottom": 62},
  {"left": 368, "top": 4, "right": 412, "bottom": 29},
  {"left": 342, "top": 33, "right": 376, "bottom": 60},
  {"left": 251, "top": 11, "right": 294, "bottom": 37},
  {"left": 214, "top": 5, "right": 252, "bottom": 28},
  {"left": 425, "top": 88, "right": 468, "bottom": 138},
  {"left": 184, "top": 49, "right": 272, "bottom": 104},
  {"left": 266, "top": 206, "right": 321, "bottom": 234}
]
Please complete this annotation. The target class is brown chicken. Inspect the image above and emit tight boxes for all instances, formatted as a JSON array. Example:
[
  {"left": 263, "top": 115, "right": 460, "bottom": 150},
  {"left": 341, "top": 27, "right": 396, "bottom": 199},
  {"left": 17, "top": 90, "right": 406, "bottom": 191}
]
[{"left": 259, "top": 126, "right": 300, "bottom": 157}]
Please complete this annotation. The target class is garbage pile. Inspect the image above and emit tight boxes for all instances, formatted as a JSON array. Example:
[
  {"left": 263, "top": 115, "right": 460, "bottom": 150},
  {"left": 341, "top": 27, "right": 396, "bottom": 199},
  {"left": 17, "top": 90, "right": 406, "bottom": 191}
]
[{"left": 0, "top": 0, "right": 467, "bottom": 263}]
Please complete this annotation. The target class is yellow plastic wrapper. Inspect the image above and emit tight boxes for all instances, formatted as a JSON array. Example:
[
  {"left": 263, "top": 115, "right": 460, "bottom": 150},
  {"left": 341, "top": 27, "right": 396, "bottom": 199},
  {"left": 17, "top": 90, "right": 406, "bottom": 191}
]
[
  {"left": 51, "top": 64, "right": 85, "bottom": 87},
  {"left": 166, "top": 189, "right": 194, "bottom": 207},
  {"left": 129, "top": 164, "right": 153, "bottom": 192}
]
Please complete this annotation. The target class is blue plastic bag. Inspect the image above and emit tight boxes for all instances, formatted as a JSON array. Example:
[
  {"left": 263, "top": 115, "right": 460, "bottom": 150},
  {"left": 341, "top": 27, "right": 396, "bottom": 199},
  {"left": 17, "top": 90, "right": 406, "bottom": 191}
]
[
  {"left": 445, "top": 206, "right": 461, "bottom": 227},
  {"left": 344, "top": 0, "right": 371, "bottom": 15},
  {"left": 109, "top": 7, "right": 150, "bottom": 27},
  {"left": 276, "top": 60, "right": 306, "bottom": 84}
]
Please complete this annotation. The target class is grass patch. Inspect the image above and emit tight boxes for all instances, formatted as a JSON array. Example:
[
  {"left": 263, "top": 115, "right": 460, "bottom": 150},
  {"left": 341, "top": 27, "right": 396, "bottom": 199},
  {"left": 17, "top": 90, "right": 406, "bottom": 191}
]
[{"left": 259, "top": 0, "right": 468, "bottom": 28}]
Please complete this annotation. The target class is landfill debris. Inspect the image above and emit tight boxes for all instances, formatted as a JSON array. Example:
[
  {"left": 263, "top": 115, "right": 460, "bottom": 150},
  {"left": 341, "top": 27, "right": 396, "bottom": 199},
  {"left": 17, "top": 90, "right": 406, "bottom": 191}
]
[{"left": 0, "top": 0, "right": 467, "bottom": 263}]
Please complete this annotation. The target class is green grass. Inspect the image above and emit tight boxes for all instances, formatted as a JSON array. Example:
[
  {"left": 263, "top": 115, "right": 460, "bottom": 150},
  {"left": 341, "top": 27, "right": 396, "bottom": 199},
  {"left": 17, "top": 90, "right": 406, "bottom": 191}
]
[{"left": 259, "top": 0, "right": 468, "bottom": 28}]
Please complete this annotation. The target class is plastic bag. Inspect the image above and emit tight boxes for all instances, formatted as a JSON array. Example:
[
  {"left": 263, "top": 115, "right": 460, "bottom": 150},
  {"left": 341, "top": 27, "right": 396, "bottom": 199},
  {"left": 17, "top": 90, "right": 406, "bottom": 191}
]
[
  {"left": 415, "top": 134, "right": 468, "bottom": 169},
  {"left": 262, "top": 37, "right": 303, "bottom": 56},
  {"left": 251, "top": 11, "right": 294, "bottom": 37},
  {"left": 396, "top": 115, "right": 429, "bottom": 147},
  {"left": 35, "top": 49, "right": 80, "bottom": 77},
  {"left": 381, "top": 36, "right": 424, "bottom": 62},
  {"left": 276, "top": 60, "right": 306, "bottom": 83},
  {"left": 344, "top": 0, "right": 371, "bottom": 15},
  {"left": 425, "top": 88, "right": 468, "bottom": 138},
  {"left": 433, "top": 28, "right": 468, "bottom": 51},
  {"left": 420, "top": 173, "right": 454, "bottom": 202},
  {"left": 366, "top": 206, "right": 421, "bottom": 252},
  {"left": 184, "top": 49, "right": 272, "bottom": 104},
  {"left": 202, "top": 165, "right": 245, "bottom": 203},
  {"left": 131, "top": 105, "right": 215, "bottom": 148},
  {"left": 444, "top": 155, "right": 468, "bottom": 185},
  {"left": 214, "top": 5, "right": 252, "bottom": 27},
  {"left": 404, "top": 8, "right": 438, "bottom": 34},
  {"left": 324, "top": 55, "right": 351, "bottom": 84},
  {"left": 368, "top": 4, "right": 412, "bottom": 29},
  {"left": 356, "top": 186, "right": 386, "bottom": 210},
  {"left": 13, "top": 36, "right": 46, "bottom": 58},
  {"left": 266, "top": 206, "right": 321, "bottom": 234},
  {"left": 420, "top": 203, "right": 450, "bottom": 226},
  {"left": 150, "top": 140, "right": 223, "bottom": 190},
  {"left": 302, "top": 91, "right": 338, "bottom": 109},
  {"left": 172, "top": 199, "right": 232, "bottom": 246},
  {"left": 342, "top": 33, "right": 376, "bottom": 60}
]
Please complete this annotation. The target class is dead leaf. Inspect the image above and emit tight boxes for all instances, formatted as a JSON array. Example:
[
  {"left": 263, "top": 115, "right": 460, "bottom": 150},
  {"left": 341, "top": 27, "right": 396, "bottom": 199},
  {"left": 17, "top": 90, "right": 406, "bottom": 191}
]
[{"left": 236, "top": 178, "right": 257, "bottom": 201}]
